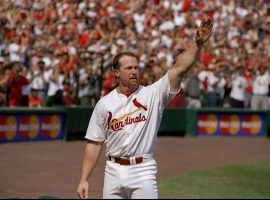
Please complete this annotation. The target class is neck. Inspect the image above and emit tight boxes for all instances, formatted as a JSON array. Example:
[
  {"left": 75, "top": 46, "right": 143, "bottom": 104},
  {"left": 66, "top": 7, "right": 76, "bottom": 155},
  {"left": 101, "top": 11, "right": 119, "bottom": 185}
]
[{"left": 116, "top": 84, "right": 139, "bottom": 97}]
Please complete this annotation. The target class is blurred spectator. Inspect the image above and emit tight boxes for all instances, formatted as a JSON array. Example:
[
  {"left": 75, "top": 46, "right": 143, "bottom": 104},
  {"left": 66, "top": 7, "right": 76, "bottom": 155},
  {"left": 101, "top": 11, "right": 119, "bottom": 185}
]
[
  {"left": 7, "top": 62, "right": 28, "bottom": 107},
  {"left": 78, "top": 63, "right": 99, "bottom": 107},
  {"left": 0, "top": 57, "right": 8, "bottom": 106},
  {"left": 0, "top": 0, "right": 269, "bottom": 109},
  {"left": 183, "top": 66, "right": 202, "bottom": 108},
  {"left": 243, "top": 64, "right": 254, "bottom": 108},
  {"left": 21, "top": 66, "right": 30, "bottom": 106},
  {"left": 29, "top": 88, "right": 44, "bottom": 108},
  {"left": 166, "top": 90, "right": 185, "bottom": 108},
  {"left": 28, "top": 60, "right": 47, "bottom": 99},
  {"left": 62, "top": 79, "right": 77, "bottom": 106},
  {"left": 199, "top": 64, "right": 226, "bottom": 107},
  {"left": 45, "top": 65, "right": 65, "bottom": 106},
  {"left": 222, "top": 70, "right": 232, "bottom": 108},
  {"left": 101, "top": 67, "right": 116, "bottom": 97},
  {"left": 229, "top": 66, "right": 248, "bottom": 108},
  {"left": 251, "top": 63, "right": 270, "bottom": 110}
]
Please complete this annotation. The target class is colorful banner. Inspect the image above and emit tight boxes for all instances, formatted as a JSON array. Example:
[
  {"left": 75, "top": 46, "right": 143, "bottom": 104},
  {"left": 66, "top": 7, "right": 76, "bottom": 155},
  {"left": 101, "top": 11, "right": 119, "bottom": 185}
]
[
  {"left": 0, "top": 114, "right": 65, "bottom": 143},
  {"left": 197, "top": 112, "right": 266, "bottom": 136}
]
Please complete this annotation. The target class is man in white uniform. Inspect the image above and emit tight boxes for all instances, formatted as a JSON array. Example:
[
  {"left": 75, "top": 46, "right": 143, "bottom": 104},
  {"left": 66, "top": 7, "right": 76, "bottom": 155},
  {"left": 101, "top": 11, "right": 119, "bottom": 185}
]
[{"left": 77, "top": 16, "right": 213, "bottom": 199}]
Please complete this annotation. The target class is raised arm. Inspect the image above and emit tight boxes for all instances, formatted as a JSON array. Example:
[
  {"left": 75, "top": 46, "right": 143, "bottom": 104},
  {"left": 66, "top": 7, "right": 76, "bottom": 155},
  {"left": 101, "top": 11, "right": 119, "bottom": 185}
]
[
  {"left": 168, "top": 16, "right": 213, "bottom": 91},
  {"left": 77, "top": 140, "right": 103, "bottom": 199}
]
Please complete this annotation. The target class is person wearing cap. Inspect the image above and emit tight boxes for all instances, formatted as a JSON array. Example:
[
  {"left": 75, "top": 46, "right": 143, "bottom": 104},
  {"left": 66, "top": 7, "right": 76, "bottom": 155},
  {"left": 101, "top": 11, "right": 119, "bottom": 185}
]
[{"left": 251, "top": 62, "right": 270, "bottom": 110}]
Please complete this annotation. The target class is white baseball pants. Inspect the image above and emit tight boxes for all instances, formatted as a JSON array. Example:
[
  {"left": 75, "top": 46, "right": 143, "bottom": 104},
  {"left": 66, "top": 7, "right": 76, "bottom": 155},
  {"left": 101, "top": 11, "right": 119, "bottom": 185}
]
[{"left": 103, "top": 158, "right": 158, "bottom": 199}]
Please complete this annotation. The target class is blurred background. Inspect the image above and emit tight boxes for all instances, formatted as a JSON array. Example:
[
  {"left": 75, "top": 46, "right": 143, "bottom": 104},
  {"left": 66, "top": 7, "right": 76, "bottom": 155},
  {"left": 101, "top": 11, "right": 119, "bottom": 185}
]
[{"left": 0, "top": 0, "right": 269, "bottom": 109}]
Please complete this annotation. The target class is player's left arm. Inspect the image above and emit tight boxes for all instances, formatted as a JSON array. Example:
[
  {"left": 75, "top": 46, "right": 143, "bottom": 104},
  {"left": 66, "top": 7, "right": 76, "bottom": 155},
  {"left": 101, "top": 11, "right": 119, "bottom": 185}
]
[{"left": 168, "top": 16, "right": 213, "bottom": 92}]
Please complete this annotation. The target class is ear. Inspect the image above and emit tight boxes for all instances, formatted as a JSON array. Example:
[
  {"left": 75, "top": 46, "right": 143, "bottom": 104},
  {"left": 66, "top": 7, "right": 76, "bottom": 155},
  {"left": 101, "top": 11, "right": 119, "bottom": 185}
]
[{"left": 115, "top": 69, "right": 120, "bottom": 78}]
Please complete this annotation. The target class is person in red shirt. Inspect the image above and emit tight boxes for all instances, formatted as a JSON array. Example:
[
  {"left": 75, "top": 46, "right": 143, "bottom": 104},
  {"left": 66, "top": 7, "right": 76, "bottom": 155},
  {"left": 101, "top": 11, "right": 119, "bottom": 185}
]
[
  {"left": 0, "top": 58, "right": 8, "bottom": 106},
  {"left": 7, "top": 62, "right": 29, "bottom": 107},
  {"left": 62, "top": 80, "right": 77, "bottom": 106},
  {"left": 243, "top": 65, "right": 254, "bottom": 108},
  {"left": 101, "top": 68, "right": 116, "bottom": 97},
  {"left": 29, "top": 88, "right": 44, "bottom": 108}
]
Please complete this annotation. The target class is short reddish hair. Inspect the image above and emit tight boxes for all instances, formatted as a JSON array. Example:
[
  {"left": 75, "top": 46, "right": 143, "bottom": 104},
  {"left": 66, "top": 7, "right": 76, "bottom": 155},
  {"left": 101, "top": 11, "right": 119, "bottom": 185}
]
[{"left": 112, "top": 51, "right": 138, "bottom": 70}]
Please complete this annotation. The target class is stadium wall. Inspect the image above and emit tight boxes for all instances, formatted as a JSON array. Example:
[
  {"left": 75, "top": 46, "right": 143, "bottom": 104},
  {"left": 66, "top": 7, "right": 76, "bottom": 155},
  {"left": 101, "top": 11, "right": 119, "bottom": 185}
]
[{"left": 0, "top": 107, "right": 269, "bottom": 143}]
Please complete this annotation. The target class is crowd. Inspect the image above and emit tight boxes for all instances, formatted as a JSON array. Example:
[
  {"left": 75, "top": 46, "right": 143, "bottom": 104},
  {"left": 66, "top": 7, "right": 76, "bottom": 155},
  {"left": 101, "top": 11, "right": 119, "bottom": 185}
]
[{"left": 0, "top": 0, "right": 269, "bottom": 109}]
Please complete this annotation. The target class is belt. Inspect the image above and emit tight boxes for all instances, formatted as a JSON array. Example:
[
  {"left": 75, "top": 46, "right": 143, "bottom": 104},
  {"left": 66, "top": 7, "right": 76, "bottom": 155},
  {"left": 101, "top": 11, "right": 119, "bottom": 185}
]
[{"left": 108, "top": 156, "right": 143, "bottom": 165}]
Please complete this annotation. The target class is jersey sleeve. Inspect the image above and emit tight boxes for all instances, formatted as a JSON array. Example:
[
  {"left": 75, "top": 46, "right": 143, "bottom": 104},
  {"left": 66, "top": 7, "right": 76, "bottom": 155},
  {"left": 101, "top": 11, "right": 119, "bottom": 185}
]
[
  {"left": 85, "top": 100, "right": 106, "bottom": 142},
  {"left": 149, "top": 72, "right": 180, "bottom": 110}
]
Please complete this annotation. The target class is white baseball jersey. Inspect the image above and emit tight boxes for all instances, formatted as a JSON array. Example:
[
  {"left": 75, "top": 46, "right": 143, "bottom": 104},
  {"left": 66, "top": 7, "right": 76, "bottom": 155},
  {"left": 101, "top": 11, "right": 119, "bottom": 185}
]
[
  {"left": 85, "top": 72, "right": 179, "bottom": 157},
  {"left": 253, "top": 72, "right": 270, "bottom": 95}
]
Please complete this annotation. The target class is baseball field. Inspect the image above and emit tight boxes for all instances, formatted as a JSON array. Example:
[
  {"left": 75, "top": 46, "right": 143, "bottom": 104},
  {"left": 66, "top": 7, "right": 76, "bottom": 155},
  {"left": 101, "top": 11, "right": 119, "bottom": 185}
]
[{"left": 1, "top": 136, "right": 270, "bottom": 199}]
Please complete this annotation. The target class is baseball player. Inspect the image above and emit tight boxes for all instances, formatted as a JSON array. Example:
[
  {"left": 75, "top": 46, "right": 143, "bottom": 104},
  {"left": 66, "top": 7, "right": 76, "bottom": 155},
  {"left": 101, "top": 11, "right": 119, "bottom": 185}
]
[{"left": 77, "top": 16, "right": 213, "bottom": 199}]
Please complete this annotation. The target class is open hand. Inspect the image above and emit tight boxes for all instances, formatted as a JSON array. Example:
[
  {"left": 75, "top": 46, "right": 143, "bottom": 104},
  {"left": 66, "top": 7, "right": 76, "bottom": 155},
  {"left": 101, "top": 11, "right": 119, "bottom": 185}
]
[{"left": 195, "top": 16, "right": 213, "bottom": 48}]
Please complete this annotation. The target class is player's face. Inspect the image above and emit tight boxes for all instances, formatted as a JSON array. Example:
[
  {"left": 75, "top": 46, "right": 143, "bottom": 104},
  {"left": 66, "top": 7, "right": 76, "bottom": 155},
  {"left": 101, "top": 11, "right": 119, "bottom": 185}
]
[{"left": 116, "top": 56, "right": 140, "bottom": 88}]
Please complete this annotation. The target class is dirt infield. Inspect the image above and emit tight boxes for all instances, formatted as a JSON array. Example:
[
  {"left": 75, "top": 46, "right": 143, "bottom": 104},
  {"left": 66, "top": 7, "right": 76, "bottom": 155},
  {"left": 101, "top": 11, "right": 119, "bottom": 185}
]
[{"left": 1, "top": 137, "right": 270, "bottom": 199}]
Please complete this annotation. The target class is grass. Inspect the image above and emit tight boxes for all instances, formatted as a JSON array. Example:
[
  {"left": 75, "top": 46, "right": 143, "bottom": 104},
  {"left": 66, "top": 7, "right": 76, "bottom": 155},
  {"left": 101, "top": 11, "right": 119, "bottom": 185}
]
[{"left": 158, "top": 161, "right": 270, "bottom": 199}]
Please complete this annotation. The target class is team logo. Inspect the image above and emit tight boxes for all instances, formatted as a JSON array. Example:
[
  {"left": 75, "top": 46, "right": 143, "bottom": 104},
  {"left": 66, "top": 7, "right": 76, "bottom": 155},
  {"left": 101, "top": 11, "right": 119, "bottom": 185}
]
[
  {"left": 0, "top": 116, "right": 17, "bottom": 141},
  {"left": 108, "top": 98, "right": 147, "bottom": 131},
  {"left": 19, "top": 115, "right": 39, "bottom": 139},
  {"left": 132, "top": 98, "right": 148, "bottom": 111},
  {"left": 41, "top": 115, "right": 61, "bottom": 138}
]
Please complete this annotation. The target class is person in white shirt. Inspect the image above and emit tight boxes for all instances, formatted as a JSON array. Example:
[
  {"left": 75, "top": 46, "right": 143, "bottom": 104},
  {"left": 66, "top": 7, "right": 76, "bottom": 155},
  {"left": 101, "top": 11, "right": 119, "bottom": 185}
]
[
  {"left": 76, "top": 16, "right": 213, "bottom": 199},
  {"left": 28, "top": 60, "right": 47, "bottom": 99},
  {"left": 199, "top": 65, "right": 226, "bottom": 107},
  {"left": 78, "top": 64, "right": 99, "bottom": 107},
  {"left": 251, "top": 63, "right": 270, "bottom": 110},
  {"left": 229, "top": 66, "right": 248, "bottom": 108},
  {"left": 45, "top": 65, "right": 65, "bottom": 106}
]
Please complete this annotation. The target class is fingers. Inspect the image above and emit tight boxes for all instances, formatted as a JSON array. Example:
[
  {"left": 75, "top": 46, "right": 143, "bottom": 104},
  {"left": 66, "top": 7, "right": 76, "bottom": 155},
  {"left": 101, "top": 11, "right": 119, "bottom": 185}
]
[
  {"left": 77, "top": 186, "right": 88, "bottom": 199},
  {"left": 201, "top": 17, "right": 207, "bottom": 27},
  {"left": 199, "top": 16, "right": 213, "bottom": 36},
  {"left": 205, "top": 16, "right": 213, "bottom": 26},
  {"left": 85, "top": 189, "right": 89, "bottom": 199},
  {"left": 196, "top": 29, "right": 203, "bottom": 42},
  {"left": 201, "top": 16, "right": 213, "bottom": 29},
  {"left": 196, "top": 16, "right": 213, "bottom": 46},
  {"left": 196, "top": 29, "right": 200, "bottom": 38},
  {"left": 77, "top": 188, "right": 83, "bottom": 199}
]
